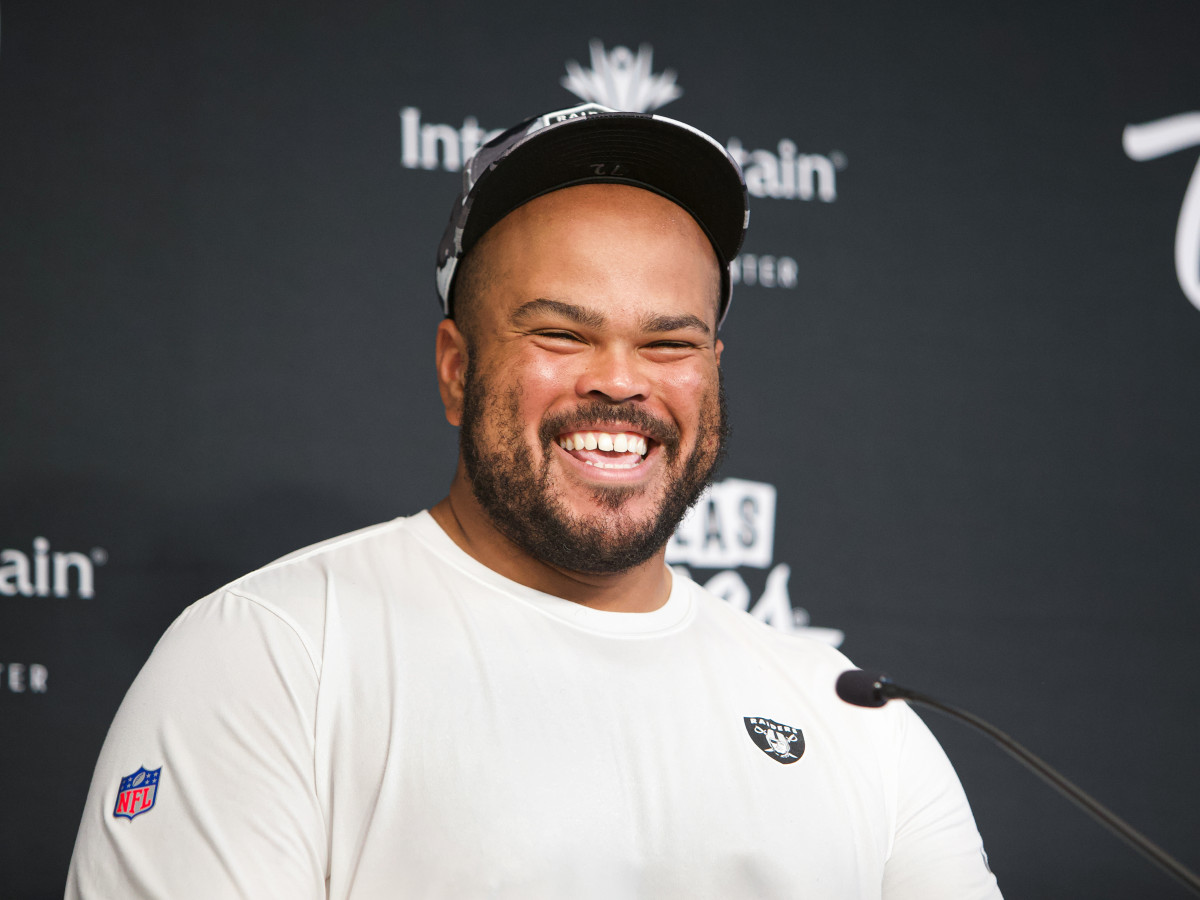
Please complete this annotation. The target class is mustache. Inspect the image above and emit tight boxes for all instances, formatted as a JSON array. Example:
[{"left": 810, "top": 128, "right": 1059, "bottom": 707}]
[{"left": 538, "top": 402, "right": 679, "bottom": 450}]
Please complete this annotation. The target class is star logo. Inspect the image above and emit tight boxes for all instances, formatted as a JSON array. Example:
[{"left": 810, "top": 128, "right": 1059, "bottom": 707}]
[{"left": 561, "top": 40, "right": 683, "bottom": 113}]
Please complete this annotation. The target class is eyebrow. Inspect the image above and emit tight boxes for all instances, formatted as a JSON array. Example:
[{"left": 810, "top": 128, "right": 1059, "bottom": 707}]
[
  {"left": 510, "top": 299, "right": 712, "bottom": 337},
  {"left": 640, "top": 312, "right": 712, "bottom": 336},
  {"left": 510, "top": 299, "right": 606, "bottom": 328}
]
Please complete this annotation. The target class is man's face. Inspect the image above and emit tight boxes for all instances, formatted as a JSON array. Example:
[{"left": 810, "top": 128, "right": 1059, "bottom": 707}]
[{"left": 453, "top": 184, "right": 727, "bottom": 575}]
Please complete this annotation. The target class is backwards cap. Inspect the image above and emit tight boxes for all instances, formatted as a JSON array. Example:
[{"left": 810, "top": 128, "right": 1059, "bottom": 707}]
[{"left": 435, "top": 102, "right": 749, "bottom": 326}]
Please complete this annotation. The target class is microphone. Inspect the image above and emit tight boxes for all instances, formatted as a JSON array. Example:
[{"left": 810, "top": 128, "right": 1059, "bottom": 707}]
[{"left": 836, "top": 669, "right": 1200, "bottom": 896}]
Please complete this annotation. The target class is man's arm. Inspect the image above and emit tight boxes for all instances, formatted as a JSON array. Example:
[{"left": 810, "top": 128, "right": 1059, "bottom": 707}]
[
  {"left": 881, "top": 704, "right": 1003, "bottom": 899},
  {"left": 66, "top": 589, "right": 327, "bottom": 899}
]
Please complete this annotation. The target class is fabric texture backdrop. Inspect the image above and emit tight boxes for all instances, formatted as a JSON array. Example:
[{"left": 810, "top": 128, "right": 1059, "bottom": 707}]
[{"left": 2, "top": 3, "right": 1198, "bottom": 897}]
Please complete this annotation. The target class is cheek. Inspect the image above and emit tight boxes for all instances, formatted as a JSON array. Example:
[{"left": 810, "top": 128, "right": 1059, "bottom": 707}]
[
  {"left": 477, "top": 351, "right": 576, "bottom": 436},
  {"left": 504, "top": 349, "right": 581, "bottom": 413},
  {"left": 519, "top": 353, "right": 576, "bottom": 392},
  {"left": 660, "top": 363, "right": 720, "bottom": 418}
]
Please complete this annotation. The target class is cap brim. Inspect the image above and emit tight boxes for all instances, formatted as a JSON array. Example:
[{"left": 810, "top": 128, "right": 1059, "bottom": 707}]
[{"left": 462, "top": 112, "right": 747, "bottom": 268}]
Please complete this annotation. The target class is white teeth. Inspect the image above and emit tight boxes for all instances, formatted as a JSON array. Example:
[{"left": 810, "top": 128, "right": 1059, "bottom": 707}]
[{"left": 557, "top": 431, "right": 650, "bottom": 457}]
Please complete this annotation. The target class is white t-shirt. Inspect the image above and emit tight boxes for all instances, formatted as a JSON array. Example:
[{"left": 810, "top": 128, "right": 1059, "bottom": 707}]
[{"left": 67, "top": 512, "right": 1001, "bottom": 899}]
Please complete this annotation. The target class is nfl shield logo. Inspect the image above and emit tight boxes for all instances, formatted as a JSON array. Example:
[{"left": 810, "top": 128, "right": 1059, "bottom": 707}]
[{"left": 113, "top": 766, "right": 161, "bottom": 820}]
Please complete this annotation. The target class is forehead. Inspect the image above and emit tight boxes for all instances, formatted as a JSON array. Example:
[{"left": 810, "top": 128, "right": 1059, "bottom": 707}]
[{"left": 468, "top": 184, "right": 722, "bottom": 327}]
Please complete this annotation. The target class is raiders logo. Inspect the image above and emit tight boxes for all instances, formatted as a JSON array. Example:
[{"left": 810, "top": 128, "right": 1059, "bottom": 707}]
[{"left": 744, "top": 717, "right": 805, "bottom": 764}]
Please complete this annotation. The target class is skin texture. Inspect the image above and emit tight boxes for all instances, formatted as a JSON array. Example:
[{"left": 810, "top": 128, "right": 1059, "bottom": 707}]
[{"left": 431, "top": 184, "right": 726, "bottom": 612}]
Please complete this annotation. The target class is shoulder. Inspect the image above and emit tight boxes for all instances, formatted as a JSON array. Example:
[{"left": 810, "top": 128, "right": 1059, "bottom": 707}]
[
  {"left": 161, "top": 514, "right": 432, "bottom": 675},
  {"left": 678, "top": 571, "right": 924, "bottom": 747},
  {"left": 106, "top": 515, "right": 436, "bottom": 757},
  {"left": 230, "top": 514, "right": 418, "bottom": 598},
  {"left": 683, "top": 572, "right": 857, "bottom": 678}
]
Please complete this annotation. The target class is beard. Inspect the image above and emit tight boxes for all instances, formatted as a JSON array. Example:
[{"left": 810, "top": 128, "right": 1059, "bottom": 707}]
[{"left": 459, "top": 364, "right": 728, "bottom": 575}]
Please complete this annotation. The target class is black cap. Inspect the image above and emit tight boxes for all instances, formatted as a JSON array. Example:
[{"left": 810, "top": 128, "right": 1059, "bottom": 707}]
[{"left": 435, "top": 102, "right": 749, "bottom": 327}]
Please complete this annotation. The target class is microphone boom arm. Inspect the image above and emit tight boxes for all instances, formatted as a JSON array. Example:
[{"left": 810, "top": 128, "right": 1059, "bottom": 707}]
[{"left": 839, "top": 671, "right": 1200, "bottom": 896}]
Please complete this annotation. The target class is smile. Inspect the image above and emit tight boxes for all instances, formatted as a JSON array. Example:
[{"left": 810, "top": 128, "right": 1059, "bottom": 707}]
[{"left": 556, "top": 430, "right": 650, "bottom": 470}]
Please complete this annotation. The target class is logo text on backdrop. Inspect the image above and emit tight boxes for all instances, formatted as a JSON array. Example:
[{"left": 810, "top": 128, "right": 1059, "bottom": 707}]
[
  {"left": 0, "top": 662, "right": 49, "bottom": 693},
  {"left": 667, "top": 478, "right": 843, "bottom": 644},
  {"left": 0, "top": 537, "right": 105, "bottom": 599},
  {"left": 398, "top": 41, "right": 845, "bottom": 208},
  {"left": 1124, "top": 112, "right": 1200, "bottom": 313}
]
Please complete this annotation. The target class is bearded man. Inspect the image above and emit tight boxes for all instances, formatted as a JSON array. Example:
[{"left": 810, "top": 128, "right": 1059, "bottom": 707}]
[{"left": 67, "top": 104, "right": 1002, "bottom": 899}]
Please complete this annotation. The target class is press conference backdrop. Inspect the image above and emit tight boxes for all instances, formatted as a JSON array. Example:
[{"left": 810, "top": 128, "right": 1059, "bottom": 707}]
[{"left": 2, "top": 2, "right": 1199, "bottom": 897}]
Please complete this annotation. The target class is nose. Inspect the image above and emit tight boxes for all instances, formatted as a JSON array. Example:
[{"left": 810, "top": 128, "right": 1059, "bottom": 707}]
[{"left": 575, "top": 344, "right": 650, "bottom": 404}]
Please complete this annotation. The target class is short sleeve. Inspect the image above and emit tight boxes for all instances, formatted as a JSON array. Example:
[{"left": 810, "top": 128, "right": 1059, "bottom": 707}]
[
  {"left": 65, "top": 589, "right": 328, "bottom": 900},
  {"left": 881, "top": 705, "right": 1003, "bottom": 900}
]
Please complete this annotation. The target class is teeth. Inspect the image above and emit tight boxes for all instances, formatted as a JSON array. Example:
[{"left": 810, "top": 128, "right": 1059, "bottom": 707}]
[
  {"left": 556, "top": 431, "right": 649, "bottom": 457},
  {"left": 584, "top": 459, "right": 640, "bottom": 470}
]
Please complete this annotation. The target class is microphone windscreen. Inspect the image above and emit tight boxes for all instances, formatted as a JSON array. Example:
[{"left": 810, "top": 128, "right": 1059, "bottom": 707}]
[{"left": 836, "top": 669, "right": 889, "bottom": 708}]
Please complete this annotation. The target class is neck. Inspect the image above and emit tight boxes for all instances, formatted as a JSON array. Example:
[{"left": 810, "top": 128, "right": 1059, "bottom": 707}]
[{"left": 429, "top": 468, "right": 674, "bottom": 613}]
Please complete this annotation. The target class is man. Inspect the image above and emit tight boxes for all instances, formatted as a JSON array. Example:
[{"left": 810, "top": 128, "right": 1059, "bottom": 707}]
[{"left": 67, "top": 104, "right": 1002, "bottom": 898}]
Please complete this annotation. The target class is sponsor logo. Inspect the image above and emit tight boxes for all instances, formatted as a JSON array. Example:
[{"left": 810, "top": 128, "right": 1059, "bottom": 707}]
[
  {"left": 0, "top": 537, "right": 105, "bottom": 598},
  {"left": 744, "top": 716, "right": 805, "bottom": 764},
  {"left": 113, "top": 767, "right": 161, "bottom": 820},
  {"left": 0, "top": 537, "right": 106, "bottom": 599},
  {"left": 731, "top": 253, "right": 800, "bottom": 289},
  {"left": 726, "top": 138, "right": 844, "bottom": 202},
  {"left": 670, "top": 478, "right": 777, "bottom": 570},
  {"left": 561, "top": 40, "right": 682, "bottom": 113},
  {"left": 0, "top": 662, "right": 48, "bottom": 693},
  {"left": 1123, "top": 112, "right": 1200, "bottom": 312},
  {"left": 399, "top": 107, "right": 504, "bottom": 172},
  {"left": 399, "top": 41, "right": 846, "bottom": 205},
  {"left": 667, "top": 478, "right": 843, "bottom": 644}
]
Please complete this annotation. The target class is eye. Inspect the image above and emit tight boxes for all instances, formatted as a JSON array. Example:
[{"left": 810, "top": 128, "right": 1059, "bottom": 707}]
[
  {"left": 644, "top": 339, "right": 700, "bottom": 355},
  {"left": 533, "top": 330, "right": 584, "bottom": 342}
]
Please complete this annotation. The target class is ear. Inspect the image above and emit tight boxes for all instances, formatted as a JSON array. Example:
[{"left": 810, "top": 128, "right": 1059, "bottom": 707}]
[
  {"left": 436, "top": 318, "right": 469, "bottom": 426},
  {"left": 714, "top": 337, "right": 724, "bottom": 366}
]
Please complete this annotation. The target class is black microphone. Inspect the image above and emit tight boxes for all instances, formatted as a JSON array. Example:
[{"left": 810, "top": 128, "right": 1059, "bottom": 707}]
[{"left": 836, "top": 669, "right": 1200, "bottom": 896}]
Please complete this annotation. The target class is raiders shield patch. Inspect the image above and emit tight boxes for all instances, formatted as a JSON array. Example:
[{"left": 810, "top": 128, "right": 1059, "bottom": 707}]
[{"left": 744, "top": 717, "right": 805, "bottom": 764}]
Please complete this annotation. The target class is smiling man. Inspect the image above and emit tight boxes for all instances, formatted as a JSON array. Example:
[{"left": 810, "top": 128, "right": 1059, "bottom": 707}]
[
  {"left": 434, "top": 181, "right": 727, "bottom": 607},
  {"left": 67, "top": 105, "right": 1002, "bottom": 899}
]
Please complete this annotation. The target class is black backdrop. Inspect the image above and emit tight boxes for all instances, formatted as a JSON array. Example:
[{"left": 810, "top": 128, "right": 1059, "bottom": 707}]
[{"left": 3, "top": 2, "right": 1200, "bottom": 897}]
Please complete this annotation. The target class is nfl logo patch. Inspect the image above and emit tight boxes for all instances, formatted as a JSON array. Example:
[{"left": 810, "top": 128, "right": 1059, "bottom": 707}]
[{"left": 113, "top": 766, "right": 161, "bottom": 820}]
